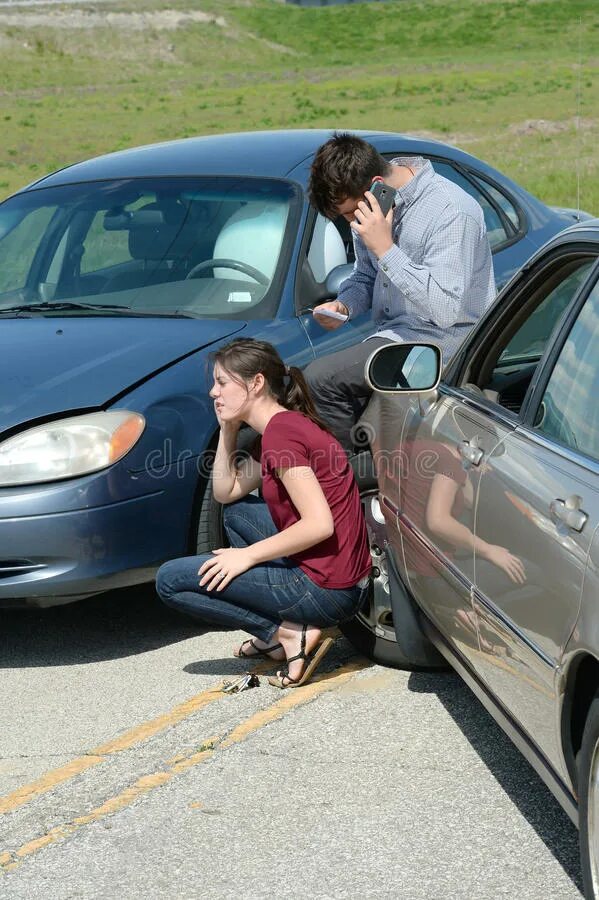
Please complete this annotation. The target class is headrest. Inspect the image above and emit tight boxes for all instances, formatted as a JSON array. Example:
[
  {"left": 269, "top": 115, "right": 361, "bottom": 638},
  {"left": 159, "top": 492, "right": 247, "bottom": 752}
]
[
  {"left": 307, "top": 216, "right": 347, "bottom": 283},
  {"left": 213, "top": 201, "right": 289, "bottom": 282}
]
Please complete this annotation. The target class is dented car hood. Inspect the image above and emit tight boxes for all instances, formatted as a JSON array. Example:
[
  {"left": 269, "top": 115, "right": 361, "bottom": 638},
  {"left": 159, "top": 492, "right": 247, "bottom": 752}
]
[{"left": 0, "top": 316, "right": 246, "bottom": 436}]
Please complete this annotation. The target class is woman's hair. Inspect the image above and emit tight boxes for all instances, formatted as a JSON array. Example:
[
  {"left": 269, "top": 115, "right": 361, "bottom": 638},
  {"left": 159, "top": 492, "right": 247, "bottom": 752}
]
[
  {"left": 309, "top": 132, "right": 392, "bottom": 220},
  {"left": 210, "top": 337, "right": 329, "bottom": 432}
]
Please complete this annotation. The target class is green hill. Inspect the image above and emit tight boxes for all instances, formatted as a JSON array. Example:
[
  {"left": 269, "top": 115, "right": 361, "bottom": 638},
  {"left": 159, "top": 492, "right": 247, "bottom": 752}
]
[{"left": 1, "top": 0, "right": 597, "bottom": 210}]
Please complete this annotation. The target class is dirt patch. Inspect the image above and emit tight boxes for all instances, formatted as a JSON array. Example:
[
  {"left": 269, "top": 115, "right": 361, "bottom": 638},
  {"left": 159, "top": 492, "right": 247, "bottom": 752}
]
[
  {"left": 509, "top": 117, "right": 595, "bottom": 136},
  {"left": 337, "top": 670, "right": 397, "bottom": 695},
  {"left": 408, "top": 116, "right": 597, "bottom": 149},
  {"left": 0, "top": 8, "right": 225, "bottom": 29}
]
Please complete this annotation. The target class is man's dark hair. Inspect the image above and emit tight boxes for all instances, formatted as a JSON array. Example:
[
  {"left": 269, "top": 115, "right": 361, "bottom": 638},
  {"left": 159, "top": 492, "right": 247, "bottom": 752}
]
[{"left": 308, "top": 132, "right": 391, "bottom": 219}]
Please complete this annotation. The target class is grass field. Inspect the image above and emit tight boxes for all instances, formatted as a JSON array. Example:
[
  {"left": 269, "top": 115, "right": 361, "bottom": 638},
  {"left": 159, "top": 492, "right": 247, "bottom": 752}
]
[{"left": 0, "top": 0, "right": 598, "bottom": 211}]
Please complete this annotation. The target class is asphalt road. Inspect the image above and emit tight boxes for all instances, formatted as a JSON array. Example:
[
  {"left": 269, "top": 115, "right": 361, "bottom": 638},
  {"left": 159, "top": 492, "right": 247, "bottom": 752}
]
[{"left": 0, "top": 587, "right": 583, "bottom": 899}]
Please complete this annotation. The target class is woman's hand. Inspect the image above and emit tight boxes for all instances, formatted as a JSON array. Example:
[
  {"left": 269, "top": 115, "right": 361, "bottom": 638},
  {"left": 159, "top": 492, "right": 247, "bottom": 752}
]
[
  {"left": 482, "top": 544, "right": 526, "bottom": 584},
  {"left": 198, "top": 547, "right": 255, "bottom": 592},
  {"left": 351, "top": 191, "right": 394, "bottom": 259},
  {"left": 214, "top": 404, "right": 241, "bottom": 435}
]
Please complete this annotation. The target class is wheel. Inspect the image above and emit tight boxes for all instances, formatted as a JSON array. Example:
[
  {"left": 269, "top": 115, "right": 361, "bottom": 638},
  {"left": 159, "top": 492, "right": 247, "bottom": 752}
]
[
  {"left": 340, "top": 452, "right": 444, "bottom": 669},
  {"left": 191, "top": 429, "right": 258, "bottom": 554},
  {"left": 192, "top": 470, "right": 226, "bottom": 555},
  {"left": 578, "top": 695, "right": 599, "bottom": 898},
  {"left": 185, "top": 258, "right": 269, "bottom": 284},
  {"left": 340, "top": 488, "right": 413, "bottom": 667}
]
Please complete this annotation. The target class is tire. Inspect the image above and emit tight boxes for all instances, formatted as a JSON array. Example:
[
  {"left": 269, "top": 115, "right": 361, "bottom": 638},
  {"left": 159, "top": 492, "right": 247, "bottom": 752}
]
[
  {"left": 578, "top": 694, "right": 599, "bottom": 898},
  {"left": 340, "top": 487, "right": 420, "bottom": 668},
  {"left": 191, "top": 428, "right": 258, "bottom": 555},
  {"left": 193, "top": 469, "right": 226, "bottom": 555},
  {"left": 340, "top": 452, "right": 444, "bottom": 670}
]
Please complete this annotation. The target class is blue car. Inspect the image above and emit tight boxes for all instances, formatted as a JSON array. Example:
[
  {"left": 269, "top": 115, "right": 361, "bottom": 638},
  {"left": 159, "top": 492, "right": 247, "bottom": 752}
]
[{"left": 0, "top": 129, "right": 579, "bottom": 608}]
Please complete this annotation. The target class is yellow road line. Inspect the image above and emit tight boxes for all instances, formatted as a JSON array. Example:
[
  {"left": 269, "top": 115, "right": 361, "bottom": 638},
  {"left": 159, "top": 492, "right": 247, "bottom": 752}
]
[
  {"left": 0, "top": 659, "right": 367, "bottom": 874},
  {"left": 0, "top": 660, "right": 273, "bottom": 817}
]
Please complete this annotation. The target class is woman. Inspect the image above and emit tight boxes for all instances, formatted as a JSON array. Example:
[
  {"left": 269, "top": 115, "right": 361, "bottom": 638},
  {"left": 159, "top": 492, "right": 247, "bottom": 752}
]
[{"left": 156, "top": 338, "right": 372, "bottom": 688}]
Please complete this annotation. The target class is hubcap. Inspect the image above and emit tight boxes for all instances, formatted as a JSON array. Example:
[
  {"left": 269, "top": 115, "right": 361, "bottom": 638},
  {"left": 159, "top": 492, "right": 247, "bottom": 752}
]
[
  {"left": 357, "top": 490, "right": 396, "bottom": 643},
  {"left": 589, "top": 738, "right": 599, "bottom": 892}
]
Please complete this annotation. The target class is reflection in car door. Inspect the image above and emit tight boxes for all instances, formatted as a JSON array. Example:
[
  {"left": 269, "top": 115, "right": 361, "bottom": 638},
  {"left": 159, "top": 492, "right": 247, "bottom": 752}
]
[
  {"left": 395, "top": 392, "right": 512, "bottom": 670},
  {"left": 472, "top": 427, "right": 590, "bottom": 776},
  {"left": 472, "top": 274, "right": 599, "bottom": 778}
]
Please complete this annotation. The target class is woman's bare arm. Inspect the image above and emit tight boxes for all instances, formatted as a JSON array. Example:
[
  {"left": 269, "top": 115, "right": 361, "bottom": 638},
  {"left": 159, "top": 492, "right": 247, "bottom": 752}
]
[
  {"left": 245, "top": 466, "right": 334, "bottom": 565},
  {"left": 211, "top": 424, "right": 262, "bottom": 504},
  {"left": 425, "top": 473, "right": 525, "bottom": 583}
]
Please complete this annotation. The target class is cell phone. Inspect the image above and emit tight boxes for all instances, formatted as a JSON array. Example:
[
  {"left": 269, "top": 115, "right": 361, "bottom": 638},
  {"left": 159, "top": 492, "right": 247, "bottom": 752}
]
[
  {"left": 312, "top": 307, "right": 348, "bottom": 322},
  {"left": 368, "top": 180, "right": 395, "bottom": 216}
]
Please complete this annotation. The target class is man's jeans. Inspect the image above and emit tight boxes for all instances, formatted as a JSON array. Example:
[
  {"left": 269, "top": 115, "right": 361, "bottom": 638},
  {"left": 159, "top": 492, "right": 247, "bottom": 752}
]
[{"left": 155, "top": 496, "right": 369, "bottom": 644}]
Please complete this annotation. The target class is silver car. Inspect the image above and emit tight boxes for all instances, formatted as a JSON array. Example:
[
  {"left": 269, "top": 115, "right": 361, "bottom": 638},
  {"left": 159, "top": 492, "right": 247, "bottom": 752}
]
[{"left": 341, "top": 219, "right": 599, "bottom": 896}]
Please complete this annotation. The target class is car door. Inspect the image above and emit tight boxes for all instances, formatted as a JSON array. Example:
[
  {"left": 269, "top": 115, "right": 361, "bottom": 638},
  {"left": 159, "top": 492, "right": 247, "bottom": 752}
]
[
  {"left": 456, "top": 253, "right": 599, "bottom": 776},
  {"left": 296, "top": 211, "right": 374, "bottom": 356},
  {"left": 393, "top": 389, "right": 508, "bottom": 669}
]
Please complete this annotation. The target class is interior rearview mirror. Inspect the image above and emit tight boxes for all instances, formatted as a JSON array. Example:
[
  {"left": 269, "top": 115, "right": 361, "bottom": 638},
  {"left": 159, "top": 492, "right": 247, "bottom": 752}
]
[{"left": 366, "top": 343, "right": 442, "bottom": 392}]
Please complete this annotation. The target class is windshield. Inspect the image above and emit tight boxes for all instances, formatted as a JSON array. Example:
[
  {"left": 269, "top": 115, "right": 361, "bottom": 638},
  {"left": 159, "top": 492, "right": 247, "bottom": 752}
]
[{"left": 0, "top": 176, "right": 299, "bottom": 319}]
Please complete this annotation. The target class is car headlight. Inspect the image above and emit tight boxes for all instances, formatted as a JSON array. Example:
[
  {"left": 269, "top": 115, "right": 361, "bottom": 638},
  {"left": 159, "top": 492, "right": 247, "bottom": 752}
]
[{"left": 0, "top": 411, "right": 145, "bottom": 487}]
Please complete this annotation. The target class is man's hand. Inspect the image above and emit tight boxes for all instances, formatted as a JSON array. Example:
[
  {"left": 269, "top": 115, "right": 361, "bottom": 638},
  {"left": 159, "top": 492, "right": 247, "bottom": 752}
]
[
  {"left": 198, "top": 547, "right": 255, "bottom": 592},
  {"left": 312, "top": 300, "right": 349, "bottom": 331},
  {"left": 351, "top": 190, "right": 394, "bottom": 259}
]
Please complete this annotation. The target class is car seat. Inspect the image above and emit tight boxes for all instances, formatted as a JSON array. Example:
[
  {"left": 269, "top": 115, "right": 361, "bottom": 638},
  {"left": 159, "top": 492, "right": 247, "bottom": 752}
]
[
  {"left": 102, "top": 201, "right": 206, "bottom": 294},
  {"left": 212, "top": 201, "right": 289, "bottom": 283},
  {"left": 307, "top": 215, "right": 348, "bottom": 283}
]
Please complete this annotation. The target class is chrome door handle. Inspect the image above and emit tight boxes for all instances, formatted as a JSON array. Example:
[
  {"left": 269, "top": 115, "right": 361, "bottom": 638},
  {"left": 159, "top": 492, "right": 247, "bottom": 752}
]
[
  {"left": 458, "top": 438, "right": 483, "bottom": 466},
  {"left": 550, "top": 495, "right": 588, "bottom": 533}
]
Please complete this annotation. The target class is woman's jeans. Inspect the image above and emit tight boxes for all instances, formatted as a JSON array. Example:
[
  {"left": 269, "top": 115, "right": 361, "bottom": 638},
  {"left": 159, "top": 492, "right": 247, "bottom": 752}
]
[{"left": 156, "top": 496, "right": 369, "bottom": 644}]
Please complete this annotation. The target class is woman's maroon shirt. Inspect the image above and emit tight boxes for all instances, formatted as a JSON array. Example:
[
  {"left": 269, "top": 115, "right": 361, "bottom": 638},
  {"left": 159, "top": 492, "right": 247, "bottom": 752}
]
[{"left": 258, "top": 410, "right": 371, "bottom": 589}]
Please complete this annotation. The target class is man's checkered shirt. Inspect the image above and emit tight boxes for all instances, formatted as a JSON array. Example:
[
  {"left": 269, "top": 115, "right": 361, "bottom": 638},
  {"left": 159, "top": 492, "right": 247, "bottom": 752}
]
[{"left": 338, "top": 157, "right": 496, "bottom": 362}]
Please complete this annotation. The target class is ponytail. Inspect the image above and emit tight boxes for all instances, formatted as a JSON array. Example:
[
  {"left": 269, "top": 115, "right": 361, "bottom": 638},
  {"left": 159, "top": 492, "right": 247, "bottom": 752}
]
[{"left": 283, "top": 366, "right": 330, "bottom": 433}]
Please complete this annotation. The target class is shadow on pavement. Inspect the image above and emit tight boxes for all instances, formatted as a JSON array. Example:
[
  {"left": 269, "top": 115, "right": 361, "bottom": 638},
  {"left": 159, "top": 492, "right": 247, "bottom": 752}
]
[
  {"left": 0, "top": 584, "right": 205, "bottom": 667},
  {"left": 408, "top": 670, "right": 582, "bottom": 893},
  {"left": 184, "top": 657, "right": 268, "bottom": 677},
  {"left": 182, "top": 632, "right": 357, "bottom": 678}
]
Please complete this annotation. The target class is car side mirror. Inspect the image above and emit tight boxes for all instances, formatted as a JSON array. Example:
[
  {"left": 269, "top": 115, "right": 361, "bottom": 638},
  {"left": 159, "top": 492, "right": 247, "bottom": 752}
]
[
  {"left": 365, "top": 343, "right": 442, "bottom": 392},
  {"left": 324, "top": 263, "right": 354, "bottom": 298}
]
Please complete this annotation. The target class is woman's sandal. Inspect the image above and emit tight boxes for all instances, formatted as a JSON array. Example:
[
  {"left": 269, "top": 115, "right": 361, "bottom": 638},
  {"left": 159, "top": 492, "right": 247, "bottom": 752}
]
[
  {"left": 234, "top": 639, "right": 284, "bottom": 660},
  {"left": 268, "top": 625, "right": 334, "bottom": 689}
]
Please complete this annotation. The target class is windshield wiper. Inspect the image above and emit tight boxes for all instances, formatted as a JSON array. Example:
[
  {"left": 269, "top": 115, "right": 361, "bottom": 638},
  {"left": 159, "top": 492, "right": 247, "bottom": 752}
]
[
  {"left": 0, "top": 301, "right": 132, "bottom": 316},
  {"left": 0, "top": 301, "right": 196, "bottom": 318}
]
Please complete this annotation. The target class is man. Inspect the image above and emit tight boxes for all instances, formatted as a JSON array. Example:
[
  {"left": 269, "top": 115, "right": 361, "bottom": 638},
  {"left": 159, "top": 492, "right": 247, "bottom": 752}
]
[{"left": 304, "top": 132, "right": 496, "bottom": 454}]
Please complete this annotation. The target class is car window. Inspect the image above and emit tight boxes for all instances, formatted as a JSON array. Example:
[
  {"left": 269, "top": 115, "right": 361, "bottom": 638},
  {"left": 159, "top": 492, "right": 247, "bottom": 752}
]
[
  {"left": 0, "top": 177, "right": 299, "bottom": 320},
  {"left": 534, "top": 277, "right": 599, "bottom": 460},
  {"left": 80, "top": 202, "right": 147, "bottom": 274},
  {"left": 469, "top": 174, "right": 521, "bottom": 231},
  {"left": 430, "top": 161, "right": 508, "bottom": 250},
  {"left": 498, "top": 263, "right": 592, "bottom": 364},
  {"left": 0, "top": 205, "right": 57, "bottom": 295},
  {"left": 460, "top": 255, "right": 595, "bottom": 415}
]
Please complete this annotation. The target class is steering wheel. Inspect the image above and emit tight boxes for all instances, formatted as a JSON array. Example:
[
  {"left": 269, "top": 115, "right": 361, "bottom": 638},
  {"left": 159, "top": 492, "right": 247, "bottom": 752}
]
[{"left": 185, "top": 258, "right": 269, "bottom": 285}]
